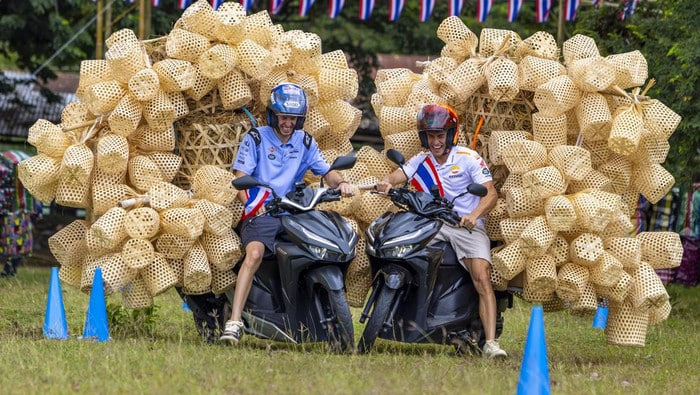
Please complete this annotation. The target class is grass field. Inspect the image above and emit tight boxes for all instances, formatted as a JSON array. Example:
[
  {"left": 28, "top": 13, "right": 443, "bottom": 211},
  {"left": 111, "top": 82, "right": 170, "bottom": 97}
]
[{"left": 1, "top": 266, "right": 698, "bottom": 394}]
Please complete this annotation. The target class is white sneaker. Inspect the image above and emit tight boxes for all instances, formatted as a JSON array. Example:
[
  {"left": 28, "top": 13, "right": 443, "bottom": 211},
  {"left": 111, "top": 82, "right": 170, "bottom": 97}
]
[
  {"left": 220, "top": 320, "right": 244, "bottom": 344},
  {"left": 483, "top": 340, "right": 508, "bottom": 359}
]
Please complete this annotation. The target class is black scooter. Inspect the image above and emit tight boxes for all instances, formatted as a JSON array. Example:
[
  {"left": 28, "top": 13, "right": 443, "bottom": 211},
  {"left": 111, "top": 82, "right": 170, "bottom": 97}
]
[
  {"left": 181, "top": 156, "right": 358, "bottom": 352},
  {"left": 358, "top": 149, "right": 512, "bottom": 354}
]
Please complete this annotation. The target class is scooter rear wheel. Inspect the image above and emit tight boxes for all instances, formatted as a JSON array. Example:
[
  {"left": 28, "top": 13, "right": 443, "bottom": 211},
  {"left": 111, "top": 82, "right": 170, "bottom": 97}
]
[{"left": 358, "top": 287, "right": 397, "bottom": 354}]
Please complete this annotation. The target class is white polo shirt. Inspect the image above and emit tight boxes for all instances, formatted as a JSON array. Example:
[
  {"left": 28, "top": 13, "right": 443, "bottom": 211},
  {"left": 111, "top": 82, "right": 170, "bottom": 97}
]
[{"left": 403, "top": 145, "right": 493, "bottom": 224}]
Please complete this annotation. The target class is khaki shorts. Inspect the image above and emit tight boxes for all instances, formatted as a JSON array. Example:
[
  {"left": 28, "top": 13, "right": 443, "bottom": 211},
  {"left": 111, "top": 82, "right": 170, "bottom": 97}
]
[{"left": 432, "top": 224, "right": 492, "bottom": 269}]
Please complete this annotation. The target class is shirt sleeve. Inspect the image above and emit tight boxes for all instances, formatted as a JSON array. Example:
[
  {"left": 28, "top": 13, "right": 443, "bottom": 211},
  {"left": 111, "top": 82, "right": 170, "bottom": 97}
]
[
  {"left": 467, "top": 153, "right": 493, "bottom": 185},
  {"left": 232, "top": 133, "right": 257, "bottom": 175},
  {"left": 306, "top": 136, "right": 331, "bottom": 176}
]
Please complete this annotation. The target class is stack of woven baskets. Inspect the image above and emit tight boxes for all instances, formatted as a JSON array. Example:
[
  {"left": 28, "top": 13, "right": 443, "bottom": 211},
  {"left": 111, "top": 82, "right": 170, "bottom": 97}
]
[
  {"left": 369, "top": 17, "right": 683, "bottom": 347},
  {"left": 19, "top": 1, "right": 369, "bottom": 307}
]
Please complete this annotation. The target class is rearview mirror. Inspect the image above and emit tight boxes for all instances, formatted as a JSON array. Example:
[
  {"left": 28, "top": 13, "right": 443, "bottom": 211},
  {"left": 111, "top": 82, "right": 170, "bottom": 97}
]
[
  {"left": 232, "top": 175, "right": 265, "bottom": 191},
  {"left": 329, "top": 155, "right": 357, "bottom": 172},
  {"left": 386, "top": 149, "right": 405, "bottom": 166},
  {"left": 467, "top": 183, "right": 488, "bottom": 197}
]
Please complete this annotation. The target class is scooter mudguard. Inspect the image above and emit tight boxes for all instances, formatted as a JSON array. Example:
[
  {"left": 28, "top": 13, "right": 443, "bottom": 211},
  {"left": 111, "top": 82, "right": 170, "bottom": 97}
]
[
  {"left": 305, "top": 265, "right": 346, "bottom": 291},
  {"left": 380, "top": 264, "right": 413, "bottom": 290}
]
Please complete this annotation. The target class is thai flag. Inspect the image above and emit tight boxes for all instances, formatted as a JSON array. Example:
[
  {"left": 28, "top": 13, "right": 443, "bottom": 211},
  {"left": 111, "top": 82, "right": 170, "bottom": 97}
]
[
  {"left": 564, "top": 0, "right": 580, "bottom": 21},
  {"left": 241, "top": 0, "right": 254, "bottom": 13},
  {"left": 419, "top": 0, "right": 435, "bottom": 22},
  {"left": 507, "top": 0, "right": 523, "bottom": 22},
  {"left": 410, "top": 157, "right": 444, "bottom": 197},
  {"left": 621, "top": 0, "right": 639, "bottom": 20},
  {"left": 241, "top": 186, "right": 271, "bottom": 220},
  {"left": 152, "top": 0, "right": 160, "bottom": 7},
  {"left": 210, "top": 0, "right": 223, "bottom": 10},
  {"left": 299, "top": 0, "right": 315, "bottom": 16},
  {"left": 536, "top": 0, "right": 552, "bottom": 23},
  {"left": 448, "top": 0, "right": 464, "bottom": 16},
  {"left": 178, "top": 0, "right": 190, "bottom": 9},
  {"left": 592, "top": 0, "right": 600, "bottom": 7},
  {"left": 476, "top": 0, "right": 493, "bottom": 23},
  {"left": 328, "top": 0, "right": 344, "bottom": 18},
  {"left": 388, "top": 0, "right": 405, "bottom": 21},
  {"left": 359, "top": 0, "right": 375, "bottom": 20},
  {"left": 270, "top": 0, "right": 284, "bottom": 14}
]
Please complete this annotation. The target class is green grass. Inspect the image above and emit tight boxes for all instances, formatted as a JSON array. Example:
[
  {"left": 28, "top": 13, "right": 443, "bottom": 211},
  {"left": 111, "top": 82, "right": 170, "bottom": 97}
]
[{"left": 1, "top": 267, "right": 698, "bottom": 394}]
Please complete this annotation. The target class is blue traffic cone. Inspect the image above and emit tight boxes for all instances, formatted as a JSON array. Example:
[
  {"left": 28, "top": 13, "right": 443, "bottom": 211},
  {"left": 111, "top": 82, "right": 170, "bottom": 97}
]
[
  {"left": 182, "top": 301, "right": 191, "bottom": 312},
  {"left": 516, "top": 306, "right": 550, "bottom": 395},
  {"left": 43, "top": 267, "right": 68, "bottom": 340},
  {"left": 82, "top": 267, "right": 110, "bottom": 342},
  {"left": 592, "top": 305, "right": 609, "bottom": 330}
]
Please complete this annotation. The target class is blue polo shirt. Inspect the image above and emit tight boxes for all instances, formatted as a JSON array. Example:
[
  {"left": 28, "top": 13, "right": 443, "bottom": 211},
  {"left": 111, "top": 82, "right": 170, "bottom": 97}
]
[{"left": 233, "top": 126, "right": 330, "bottom": 211}]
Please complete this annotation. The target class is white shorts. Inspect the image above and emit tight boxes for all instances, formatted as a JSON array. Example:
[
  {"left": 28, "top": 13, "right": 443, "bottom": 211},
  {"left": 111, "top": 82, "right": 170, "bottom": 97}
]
[{"left": 432, "top": 224, "right": 492, "bottom": 269}]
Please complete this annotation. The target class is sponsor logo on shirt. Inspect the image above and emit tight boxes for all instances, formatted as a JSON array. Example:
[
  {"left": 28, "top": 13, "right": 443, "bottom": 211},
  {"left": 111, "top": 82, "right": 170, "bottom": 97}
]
[
  {"left": 450, "top": 165, "right": 460, "bottom": 175},
  {"left": 268, "top": 154, "right": 276, "bottom": 160}
]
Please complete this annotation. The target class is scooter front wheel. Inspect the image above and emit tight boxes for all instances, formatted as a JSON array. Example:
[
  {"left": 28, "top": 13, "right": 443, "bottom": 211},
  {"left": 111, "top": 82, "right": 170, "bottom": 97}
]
[
  {"left": 323, "top": 289, "right": 355, "bottom": 353},
  {"left": 357, "top": 287, "right": 397, "bottom": 354}
]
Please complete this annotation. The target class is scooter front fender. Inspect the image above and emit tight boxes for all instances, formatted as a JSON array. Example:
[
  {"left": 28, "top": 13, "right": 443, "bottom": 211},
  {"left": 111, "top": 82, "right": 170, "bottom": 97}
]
[
  {"left": 305, "top": 265, "right": 345, "bottom": 291},
  {"left": 380, "top": 264, "right": 413, "bottom": 290}
]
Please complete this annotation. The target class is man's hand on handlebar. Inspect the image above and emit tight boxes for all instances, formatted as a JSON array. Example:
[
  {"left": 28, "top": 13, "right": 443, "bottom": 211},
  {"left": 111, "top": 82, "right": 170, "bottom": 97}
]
[
  {"left": 337, "top": 182, "right": 356, "bottom": 197},
  {"left": 460, "top": 213, "right": 479, "bottom": 230},
  {"left": 375, "top": 181, "right": 392, "bottom": 194}
]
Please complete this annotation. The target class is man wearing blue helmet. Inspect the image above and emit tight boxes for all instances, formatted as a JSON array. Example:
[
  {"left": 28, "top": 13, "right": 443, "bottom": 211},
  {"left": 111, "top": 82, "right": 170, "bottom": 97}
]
[{"left": 221, "top": 83, "right": 354, "bottom": 344}]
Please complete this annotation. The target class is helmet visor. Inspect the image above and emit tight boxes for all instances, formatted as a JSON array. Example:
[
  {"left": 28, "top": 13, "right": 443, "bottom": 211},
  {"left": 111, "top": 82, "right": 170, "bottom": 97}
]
[{"left": 417, "top": 104, "right": 457, "bottom": 132}]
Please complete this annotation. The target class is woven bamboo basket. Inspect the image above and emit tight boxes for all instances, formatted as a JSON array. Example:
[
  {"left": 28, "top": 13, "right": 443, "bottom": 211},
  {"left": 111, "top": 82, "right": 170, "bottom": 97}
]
[
  {"left": 544, "top": 195, "right": 576, "bottom": 232},
  {"left": 49, "top": 220, "right": 89, "bottom": 267},
  {"left": 506, "top": 187, "right": 544, "bottom": 218},
  {"left": 500, "top": 172, "right": 523, "bottom": 197},
  {"left": 589, "top": 251, "right": 624, "bottom": 288},
  {"left": 606, "top": 50, "right": 648, "bottom": 90},
  {"left": 485, "top": 57, "right": 519, "bottom": 102},
  {"left": 562, "top": 34, "right": 600, "bottom": 66},
  {"left": 96, "top": 134, "right": 129, "bottom": 174},
  {"left": 555, "top": 262, "right": 589, "bottom": 302},
  {"left": 108, "top": 93, "right": 142, "bottom": 137},
  {"left": 211, "top": 265, "right": 237, "bottom": 295},
  {"left": 635, "top": 232, "right": 683, "bottom": 270},
  {"left": 440, "top": 58, "right": 484, "bottom": 105},
  {"left": 376, "top": 69, "right": 417, "bottom": 106},
  {"left": 378, "top": 106, "right": 416, "bottom": 137},
  {"left": 59, "top": 262, "right": 84, "bottom": 289},
  {"left": 166, "top": 28, "right": 211, "bottom": 63},
  {"left": 642, "top": 99, "right": 681, "bottom": 140},
  {"left": 148, "top": 181, "right": 190, "bottom": 211},
  {"left": 501, "top": 140, "right": 547, "bottom": 175},
  {"left": 56, "top": 144, "right": 93, "bottom": 208},
  {"left": 175, "top": 114, "right": 251, "bottom": 190},
  {"left": 122, "top": 238, "right": 154, "bottom": 270},
  {"left": 424, "top": 57, "right": 459, "bottom": 86},
  {"left": 606, "top": 301, "right": 648, "bottom": 347},
  {"left": 105, "top": 41, "right": 148, "bottom": 85},
  {"left": 61, "top": 102, "right": 93, "bottom": 129},
  {"left": 90, "top": 207, "right": 128, "bottom": 251},
  {"left": 500, "top": 217, "right": 533, "bottom": 244},
  {"left": 609, "top": 108, "right": 643, "bottom": 156},
  {"left": 492, "top": 240, "right": 527, "bottom": 280},
  {"left": 200, "top": 229, "right": 243, "bottom": 271},
  {"left": 631, "top": 163, "right": 675, "bottom": 204},
  {"left": 518, "top": 56, "right": 565, "bottom": 92},
  {"left": 121, "top": 275, "right": 154, "bottom": 309},
  {"left": 213, "top": 2, "right": 246, "bottom": 45},
  {"left": 523, "top": 280, "right": 556, "bottom": 303},
  {"left": 485, "top": 198, "right": 507, "bottom": 240},
  {"left": 548, "top": 236, "right": 569, "bottom": 267},
  {"left": 487, "top": 130, "right": 532, "bottom": 167},
  {"left": 219, "top": 70, "right": 252, "bottom": 110},
  {"left": 128, "top": 155, "right": 164, "bottom": 193},
  {"left": 515, "top": 31, "right": 558, "bottom": 60},
  {"left": 525, "top": 254, "right": 557, "bottom": 294},
  {"left": 143, "top": 91, "right": 177, "bottom": 130},
  {"left": 86, "top": 80, "right": 126, "bottom": 116},
  {"left": 99, "top": 253, "right": 136, "bottom": 295},
  {"left": 128, "top": 68, "right": 160, "bottom": 102},
  {"left": 533, "top": 75, "right": 581, "bottom": 117},
  {"left": 596, "top": 271, "right": 634, "bottom": 304},
  {"left": 346, "top": 232, "right": 371, "bottom": 308},
  {"left": 156, "top": 233, "right": 196, "bottom": 260},
  {"left": 633, "top": 131, "right": 670, "bottom": 165},
  {"left": 548, "top": 145, "right": 592, "bottom": 181},
  {"left": 166, "top": 257, "right": 184, "bottom": 287},
  {"left": 569, "top": 233, "right": 604, "bottom": 268},
  {"left": 161, "top": 207, "right": 205, "bottom": 240},
  {"left": 124, "top": 207, "right": 160, "bottom": 239},
  {"left": 576, "top": 93, "right": 612, "bottom": 141},
  {"left": 129, "top": 124, "right": 176, "bottom": 152},
  {"left": 76, "top": 59, "right": 112, "bottom": 100},
  {"left": 180, "top": 0, "right": 218, "bottom": 39},
  {"left": 142, "top": 253, "right": 179, "bottom": 296},
  {"left": 532, "top": 112, "right": 567, "bottom": 151},
  {"left": 27, "top": 120, "right": 71, "bottom": 158},
  {"left": 571, "top": 282, "right": 597, "bottom": 315},
  {"left": 567, "top": 170, "right": 613, "bottom": 195},
  {"left": 195, "top": 199, "right": 233, "bottom": 236},
  {"left": 519, "top": 216, "right": 556, "bottom": 259},
  {"left": 183, "top": 242, "right": 212, "bottom": 294},
  {"left": 647, "top": 300, "right": 671, "bottom": 326},
  {"left": 79, "top": 255, "right": 99, "bottom": 293},
  {"left": 383, "top": 130, "right": 423, "bottom": 161},
  {"left": 604, "top": 237, "right": 641, "bottom": 270},
  {"left": 568, "top": 57, "right": 615, "bottom": 93},
  {"left": 598, "top": 155, "right": 632, "bottom": 194},
  {"left": 522, "top": 166, "right": 566, "bottom": 200}
]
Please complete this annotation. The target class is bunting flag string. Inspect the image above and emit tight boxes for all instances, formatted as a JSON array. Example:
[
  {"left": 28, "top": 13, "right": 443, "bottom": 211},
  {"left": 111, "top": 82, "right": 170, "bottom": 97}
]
[
  {"left": 299, "top": 0, "right": 315, "bottom": 16},
  {"left": 152, "top": 0, "right": 160, "bottom": 7},
  {"left": 508, "top": 0, "right": 523, "bottom": 22},
  {"left": 476, "top": 0, "right": 493, "bottom": 23},
  {"left": 388, "top": 0, "right": 406, "bottom": 22},
  {"left": 210, "top": 0, "right": 223, "bottom": 10},
  {"left": 564, "top": 0, "right": 580, "bottom": 21},
  {"left": 359, "top": 0, "right": 375, "bottom": 20},
  {"left": 448, "top": 0, "right": 464, "bottom": 17},
  {"left": 536, "top": 0, "right": 552, "bottom": 23},
  {"left": 592, "top": 0, "right": 601, "bottom": 7},
  {"left": 419, "top": 0, "right": 435, "bottom": 22},
  {"left": 178, "top": 0, "right": 190, "bottom": 10},
  {"left": 241, "top": 0, "right": 254, "bottom": 13},
  {"left": 328, "top": 0, "right": 344, "bottom": 18},
  {"left": 270, "top": 0, "right": 284, "bottom": 14},
  {"left": 620, "top": 0, "right": 640, "bottom": 20}
]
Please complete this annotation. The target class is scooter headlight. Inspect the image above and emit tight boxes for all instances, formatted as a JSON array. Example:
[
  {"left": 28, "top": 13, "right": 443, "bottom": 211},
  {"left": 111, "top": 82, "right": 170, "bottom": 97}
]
[
  {"left": 308, "top": 245, "right": 328, "bottom": 260},
  {"left": 383, "top": 244, "right": 417, "bottom": 258}
]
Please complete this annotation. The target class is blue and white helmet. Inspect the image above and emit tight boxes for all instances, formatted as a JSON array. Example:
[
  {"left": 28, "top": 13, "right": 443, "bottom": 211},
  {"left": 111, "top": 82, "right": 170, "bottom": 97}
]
[{"left": 266, "top": 83, "right": 307, "bottom": 132}]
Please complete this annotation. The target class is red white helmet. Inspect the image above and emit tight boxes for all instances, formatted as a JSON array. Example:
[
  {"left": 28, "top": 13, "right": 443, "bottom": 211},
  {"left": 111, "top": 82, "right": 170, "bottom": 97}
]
[{"left": 416, "top": 103, "right": 460, "bottom": 150}]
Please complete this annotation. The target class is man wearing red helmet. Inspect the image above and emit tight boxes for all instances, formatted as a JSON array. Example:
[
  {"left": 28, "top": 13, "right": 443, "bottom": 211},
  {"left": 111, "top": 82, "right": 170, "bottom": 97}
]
[{"left": 376, "top": 103, "right": 505, "bottom": 359}]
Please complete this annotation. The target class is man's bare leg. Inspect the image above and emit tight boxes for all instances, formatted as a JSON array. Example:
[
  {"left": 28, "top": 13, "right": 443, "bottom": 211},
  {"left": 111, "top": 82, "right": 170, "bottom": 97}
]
[
  {"left": 231, "top": 241, "right": 266, "bottom": 322},
  {"left": 463, "top": 257, "right": 497, "bottom": 341}
]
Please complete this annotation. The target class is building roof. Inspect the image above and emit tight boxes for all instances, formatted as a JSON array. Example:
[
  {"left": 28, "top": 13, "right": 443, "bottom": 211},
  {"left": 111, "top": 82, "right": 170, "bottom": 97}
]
[{"left": 0, "top": 71, "right": 77, "bottom": 139}]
